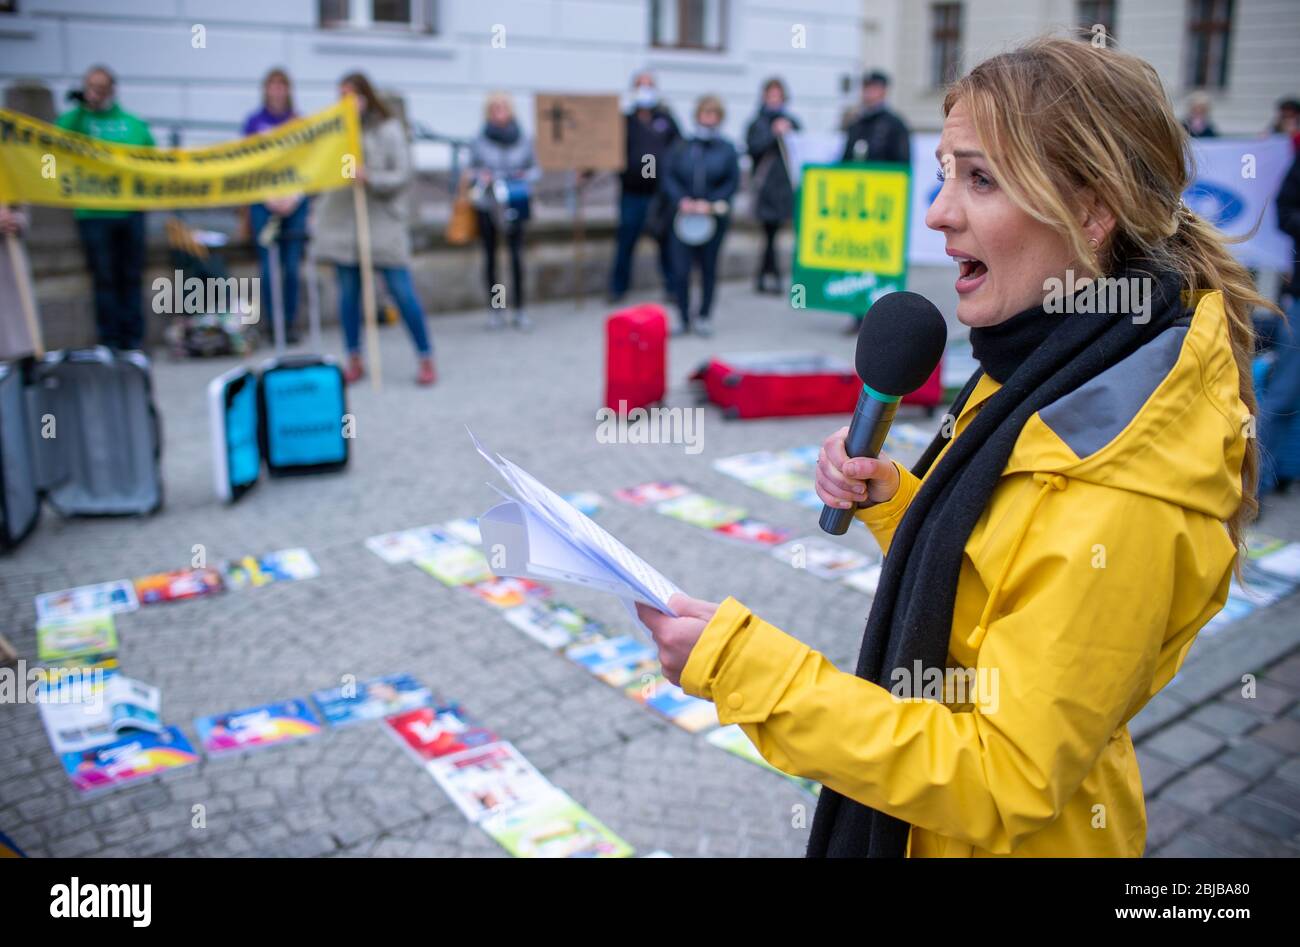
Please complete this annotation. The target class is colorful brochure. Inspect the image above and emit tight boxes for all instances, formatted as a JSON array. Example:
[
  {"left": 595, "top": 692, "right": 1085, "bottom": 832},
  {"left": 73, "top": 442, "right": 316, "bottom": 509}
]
[
  {"left": 61, "top": 726, "right": 199, "bottom": 794},
  {"left": 311, "top": 673, "right": 433, "bottom": 727},
  {"left": 469, "top": 576, "right": 550, "bottom": 610},
  {"left": 441, "top": 517, "right": 483, "bottom": 546},
  {"left": 655, "top": 493, "right": 747, "bottom": 529},
  {"left": 626, "top": 674, "right": 718, "bottom": 733},
  {"left": 503, "top": 600, "right": 607, "bottom": 651},
  {"left": 221, "top": 548, "right": 320, "bottom": 590},
  {"left": 613, "top": 481, "right": 691, "bottom": 507},
  {"left": 133, "top": 567, "right": 224, "bottom": 605},
  {"left": 565, "top": 635, "right": 659, "bottom": 688},
  {"left": 385, "top": 704, "right": 498, "bottom": 763},
  {"left": 413, "top": 543, "right": 493, "bottom": 587},
  {"left": 772, "top": 536, "right": 875, "bottom": 578},
  {"left": 35, "top": 580, "right": 138, "bottom": 623},
  {"left": 712, "top": 451, "right": 798, "bottom": 482},
  {"left": 561, "top": 491, "right": 605, "bottom": 517},
  {"left": 365, "top": 525, "right": 453, "bottom": 564},
  {"left": 427, "top": 741, "right": 556, "bottom": 822},
  {"left": 713, "top": 517, "right": 792, "bottom": 547},
  {"left": 40, "top": 675, "right": 162, "bottom": 755},
  {"left": 481, "top": 790, "right": 634, "bottom": 858},
  {"left": 195, "top": 698, "right": 321, "bottom": 754},
  {"left": 37, "top": 613, "right": 118, "bottom": 663}
]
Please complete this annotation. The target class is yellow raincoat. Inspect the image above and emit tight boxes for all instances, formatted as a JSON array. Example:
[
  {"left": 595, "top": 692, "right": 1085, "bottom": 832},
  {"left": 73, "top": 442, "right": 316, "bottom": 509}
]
[{"left": 682, "top": 291, "right": 1247, "bottom": 857}]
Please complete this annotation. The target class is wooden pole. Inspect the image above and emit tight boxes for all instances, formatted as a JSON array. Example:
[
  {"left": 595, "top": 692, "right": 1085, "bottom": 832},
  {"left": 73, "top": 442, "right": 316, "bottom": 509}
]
[
  {"left": 5, "top": 231, "right": 44, "bottom": 359},
  {"left": 352, "top": 181, "right": 382, "bottom": 390}
]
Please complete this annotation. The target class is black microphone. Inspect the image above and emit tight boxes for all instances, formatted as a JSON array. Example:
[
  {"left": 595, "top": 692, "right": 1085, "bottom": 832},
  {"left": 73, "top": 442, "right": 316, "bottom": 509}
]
[{"left": 818, "top": 292, "right": 947, "bottom": 535}]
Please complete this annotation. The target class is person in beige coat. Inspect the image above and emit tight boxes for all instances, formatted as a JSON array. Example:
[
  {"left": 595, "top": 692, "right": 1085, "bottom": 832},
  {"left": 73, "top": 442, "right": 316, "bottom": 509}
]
[{"left": 314, "top": 72, "right": 434, "bottom": 386}]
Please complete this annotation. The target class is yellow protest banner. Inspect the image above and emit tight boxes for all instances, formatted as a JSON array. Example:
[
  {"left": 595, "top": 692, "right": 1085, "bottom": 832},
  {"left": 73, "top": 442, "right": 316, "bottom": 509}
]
[{"left": 0, "top": 101, "right": 362, "bottom": 210}]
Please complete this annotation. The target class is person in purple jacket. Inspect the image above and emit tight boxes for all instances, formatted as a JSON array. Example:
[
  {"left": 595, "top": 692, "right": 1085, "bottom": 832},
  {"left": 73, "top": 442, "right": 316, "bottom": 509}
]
[{"left": 242, "top": 68, "right": 310, "bottom": 344}]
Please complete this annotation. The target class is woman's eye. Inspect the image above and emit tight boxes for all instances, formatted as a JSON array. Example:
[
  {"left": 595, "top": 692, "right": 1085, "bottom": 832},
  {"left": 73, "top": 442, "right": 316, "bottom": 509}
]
[{"left": 970, "top": 170, "right": 994, "bottom": 190}]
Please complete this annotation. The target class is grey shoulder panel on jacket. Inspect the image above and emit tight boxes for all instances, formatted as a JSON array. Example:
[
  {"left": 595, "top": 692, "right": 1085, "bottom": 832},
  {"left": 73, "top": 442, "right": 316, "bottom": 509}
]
[{"left": 1038, "top": 323, "right": 1189, "bottom": 459}]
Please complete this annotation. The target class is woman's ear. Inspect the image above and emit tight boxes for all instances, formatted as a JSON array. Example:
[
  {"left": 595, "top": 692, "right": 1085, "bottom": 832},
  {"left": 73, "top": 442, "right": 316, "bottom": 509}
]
[{"left": 1079, "top": 190, "right": 1117, "bottom": 251}]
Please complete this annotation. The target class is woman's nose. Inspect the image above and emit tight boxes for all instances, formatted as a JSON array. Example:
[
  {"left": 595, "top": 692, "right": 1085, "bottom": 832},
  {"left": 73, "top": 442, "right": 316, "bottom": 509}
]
[{"left": 925, "top": 176, "right": 961, "bottom": 233}]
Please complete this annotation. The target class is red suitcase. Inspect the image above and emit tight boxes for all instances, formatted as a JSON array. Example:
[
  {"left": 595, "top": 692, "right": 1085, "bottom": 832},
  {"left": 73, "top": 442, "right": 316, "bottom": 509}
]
[
  {"left": 693, "top": 353, "right": 861, "bottom": 419},
  {"left": 605, "top": 305, "right": 667, "bottom": 411},
  {"left": 902, "top": 361, "right": 944, "bottom": 416}
]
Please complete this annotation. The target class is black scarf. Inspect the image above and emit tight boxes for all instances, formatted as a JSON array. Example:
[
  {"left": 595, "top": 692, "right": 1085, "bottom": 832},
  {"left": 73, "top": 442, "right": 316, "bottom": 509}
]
[
  {"left": 484, "top": 119, "right": 521, "bottom": 146},
  {"left": 806, "top": 264, "right": 1187, "bottom": 857}
]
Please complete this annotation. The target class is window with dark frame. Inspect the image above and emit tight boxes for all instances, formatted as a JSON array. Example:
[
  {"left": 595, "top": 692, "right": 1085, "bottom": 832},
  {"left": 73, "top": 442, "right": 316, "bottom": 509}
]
[
  {"left": 930, "top": 3, "right": 962, "bottom": 88},
  {"left": 1077, "top": 0, "right": 1117, "bottom": 43},
  {"left": 318, "top": 0, "right": 437, "bottom": 32},
  {"left": 651, "top": 0, "right": 728, "bottom": 52},
  {"left": 1185, "top": 0, "right": 1234, "bottom": 89},
  {"left": 0, "top": 0, "right": 17, "bottom": 12}
]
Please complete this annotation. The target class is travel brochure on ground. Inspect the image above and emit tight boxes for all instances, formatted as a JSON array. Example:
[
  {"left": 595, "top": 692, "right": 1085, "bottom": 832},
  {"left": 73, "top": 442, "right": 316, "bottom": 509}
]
[
  {"left": 312, "top": 673, "right": 434, "bottom": 727},
  {"left": 39, "top": 675, "right": 163, "bottom": 755},
  {"left": 60, "top": 726, "right": 200, "bottom": 794},
  {"left": 194, "top": 698, "right": 323, "bottom": 755}
]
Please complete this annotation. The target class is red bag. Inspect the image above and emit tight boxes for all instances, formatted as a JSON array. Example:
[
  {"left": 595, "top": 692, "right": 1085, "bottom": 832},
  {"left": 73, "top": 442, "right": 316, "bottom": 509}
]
[
  {"left": 604, "top": 304, "right": 667, "bottom": 411},
  {"left": 693, "top": 353, "right": 861, "bottom": 419},
  {"left": 902, "top": 362, "right": 944, "bottom": 415}
]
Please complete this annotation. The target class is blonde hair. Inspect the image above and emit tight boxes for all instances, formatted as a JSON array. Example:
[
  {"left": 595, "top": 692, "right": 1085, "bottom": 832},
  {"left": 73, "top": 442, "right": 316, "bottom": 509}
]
[
  {"left": 944, "top": 35, "right": 1273, "bottom": 554},
  {"left": 696, "top": 94, "right": 725, "bottom": 122},
  {"left": 484, "top": 91, "right": 515, "bottom": 121}
]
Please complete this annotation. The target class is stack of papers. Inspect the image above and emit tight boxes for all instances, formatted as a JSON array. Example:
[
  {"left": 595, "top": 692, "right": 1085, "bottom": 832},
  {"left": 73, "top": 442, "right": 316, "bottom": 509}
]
[{"left": 471, "top": 431, "right": 682, "bottom": 626}]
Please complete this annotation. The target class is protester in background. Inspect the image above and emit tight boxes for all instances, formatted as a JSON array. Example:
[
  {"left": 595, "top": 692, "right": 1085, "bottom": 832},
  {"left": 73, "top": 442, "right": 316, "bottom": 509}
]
[
  {"left": 56, "top": 65, "right": 154, "bottom": 351},
  {"left": 1181, "top": 91, "right": 1218, "bottom": 138},
  {"left": 841, "top": 70, "right": 910, "bottom": 165},
  {"left": 1257, "top": 147, "right": 1300, "bottom": 500},
  {"left": 745, "top": 78, "right": 800, "bottom": 295},
  {"left": 1272, "top": 97, "right": 1300, "bottom": 150},
  {"left": 662, "top": 95, "right": 739, "bottom": 338},
  {"left": 841, "top": 69, "right": 911, "bottom": 333},
  {"left": 468, "top": 92, "right": 539, "bottom": 331},
  {"left": 609, "top": 71, "right": 680, "bottom": 305},
  {"left": 314, "top": 73, "right": 435, "bottom": 387},
  {"left": 242, "top": 68, "right": 310, "bottom": 344}
]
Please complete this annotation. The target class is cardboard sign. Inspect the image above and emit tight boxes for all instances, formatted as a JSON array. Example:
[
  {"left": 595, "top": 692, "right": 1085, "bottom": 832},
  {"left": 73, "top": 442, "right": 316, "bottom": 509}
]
[
  {"left": 792, "top": 162, "right": 911, "bottom": 314},
  {"left": 533, "top": 94, "right": 624, "bottom": 172}
]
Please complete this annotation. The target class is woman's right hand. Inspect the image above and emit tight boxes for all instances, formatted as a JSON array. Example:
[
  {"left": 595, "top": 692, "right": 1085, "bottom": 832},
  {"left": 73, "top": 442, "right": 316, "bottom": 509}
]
[{"left": 816, "top": 426, "right": 901, "bottom": 508}]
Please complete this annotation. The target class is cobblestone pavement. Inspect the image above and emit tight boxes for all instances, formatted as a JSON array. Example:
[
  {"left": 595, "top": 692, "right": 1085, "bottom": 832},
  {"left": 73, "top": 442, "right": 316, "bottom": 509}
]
[{"left": 1, "top": 275, "right": 1297, "bottom": 858}]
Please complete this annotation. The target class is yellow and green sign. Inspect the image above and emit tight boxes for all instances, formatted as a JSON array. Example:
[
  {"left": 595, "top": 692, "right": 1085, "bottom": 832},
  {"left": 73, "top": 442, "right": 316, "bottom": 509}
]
[
  {"left": 792, "top": 162, "right": 911, "bottom": 313},
  {"left": 0, "top": 101, "right": 362, "bottom": 210}
]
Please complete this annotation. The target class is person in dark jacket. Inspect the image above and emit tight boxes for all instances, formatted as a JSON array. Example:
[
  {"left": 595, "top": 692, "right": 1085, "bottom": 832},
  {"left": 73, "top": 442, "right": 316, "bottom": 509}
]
[
  {"left": 609, "top": 71, "right": 680, "bottom": 303},
  {"left": 1181, "top": 91, "right": 1218, "bottom": 138},
  {"left": 842, "top": 70, "right": 911, "bottom": 333},
  {"left": 662, "top": 95, "right": 740, "bottom": 337},
  {"left": 841, "top": 70, "right": 910, "bottom": 165},
  {"left": 1258, "top": 151, "right": 1300, "bottom": 497},
  {"left": 745, "top": 78, "right": 801, "bottom": 295}
]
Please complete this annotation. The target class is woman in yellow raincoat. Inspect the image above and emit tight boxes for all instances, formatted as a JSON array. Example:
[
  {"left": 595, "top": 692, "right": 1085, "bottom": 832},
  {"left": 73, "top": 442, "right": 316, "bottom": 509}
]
[{"left": 639, "top": 38, "right": 1271, "bottom": 857}]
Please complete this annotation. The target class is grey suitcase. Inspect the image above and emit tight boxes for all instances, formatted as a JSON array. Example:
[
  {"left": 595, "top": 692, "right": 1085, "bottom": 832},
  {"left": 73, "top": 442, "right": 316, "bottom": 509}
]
[
  {"left": 28, "top": 347, "right": 163, "bottom": 516},
  {"left": 0, "top": 362, "right": 40, "bottom": 549}
]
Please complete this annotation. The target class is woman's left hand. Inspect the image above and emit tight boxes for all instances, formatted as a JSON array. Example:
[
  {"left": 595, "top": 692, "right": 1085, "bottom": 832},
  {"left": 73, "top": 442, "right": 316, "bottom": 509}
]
[{"left": 636, "top": 593, "right": 720, "bottom": 687}]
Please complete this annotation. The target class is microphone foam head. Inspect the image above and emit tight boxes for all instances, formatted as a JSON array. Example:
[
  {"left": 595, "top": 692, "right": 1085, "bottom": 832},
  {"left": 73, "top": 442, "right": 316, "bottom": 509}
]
[{"left": 854, "top": 291, "right": 948, "bottom": 396}]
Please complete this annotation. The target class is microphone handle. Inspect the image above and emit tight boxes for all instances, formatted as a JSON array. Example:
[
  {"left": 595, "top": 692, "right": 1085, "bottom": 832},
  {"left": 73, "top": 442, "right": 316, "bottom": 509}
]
[{"left": 818, "top": 389, "right": 899, "bottom": 535}]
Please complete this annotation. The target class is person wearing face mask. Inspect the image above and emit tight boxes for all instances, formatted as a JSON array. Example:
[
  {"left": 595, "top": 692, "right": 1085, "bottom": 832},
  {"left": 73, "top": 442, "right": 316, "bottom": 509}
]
[
  {"left": 638, "top": 38, "right": 1269, "bottom": 858},
  {"left": 467, "top": 92, "right": 540, "bottom": 331},
  {"left": 56, "top": 65, "right": 154, "bottom": 351},
  {"left": 661, "top": 95, "right": 739, "bottom": 337},
  {"left": 609, "top": 71, "right": 680, "bottom": 304},
  {"left": 745, "top": 78, "right": 801, "bottom": 295}
]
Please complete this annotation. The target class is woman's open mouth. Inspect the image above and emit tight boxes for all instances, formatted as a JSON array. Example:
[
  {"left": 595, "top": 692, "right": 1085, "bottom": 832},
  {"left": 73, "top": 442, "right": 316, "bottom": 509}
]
[{"left": 952, "top": 254, "right": 988, "bottom": 294}]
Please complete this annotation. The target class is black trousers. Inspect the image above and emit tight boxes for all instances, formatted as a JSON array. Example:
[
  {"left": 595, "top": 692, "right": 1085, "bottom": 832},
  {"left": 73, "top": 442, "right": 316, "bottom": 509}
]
[
  {"left": 670, "top": 216, "right": 730, "bottom": 326},
  {"left": 477, "top": 211, "right": 526, "bottom": 310},
  {"left": 759, "top": 220, "right": 782, "bottom": 280},
  {"left": 77, "top": 213, "right": 146, "bottom": 350}
]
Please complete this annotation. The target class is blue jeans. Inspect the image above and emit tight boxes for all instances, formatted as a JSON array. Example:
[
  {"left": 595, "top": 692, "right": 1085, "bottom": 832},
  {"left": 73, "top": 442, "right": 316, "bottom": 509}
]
[
  {"left": 250, "top": 199, "right": 309, "bottom": 333},
  {"left": 610, "top": 191, "right": 673, "bottom": 298},
  {"left": 335, "top": 265, "right": 432, "bottom": 358},
  {"left": 1257, "top": 299, "right": 1300, "bottom": 493},
  {"left": 76, "top": 213, "right": 146, "bottom": 350}
]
